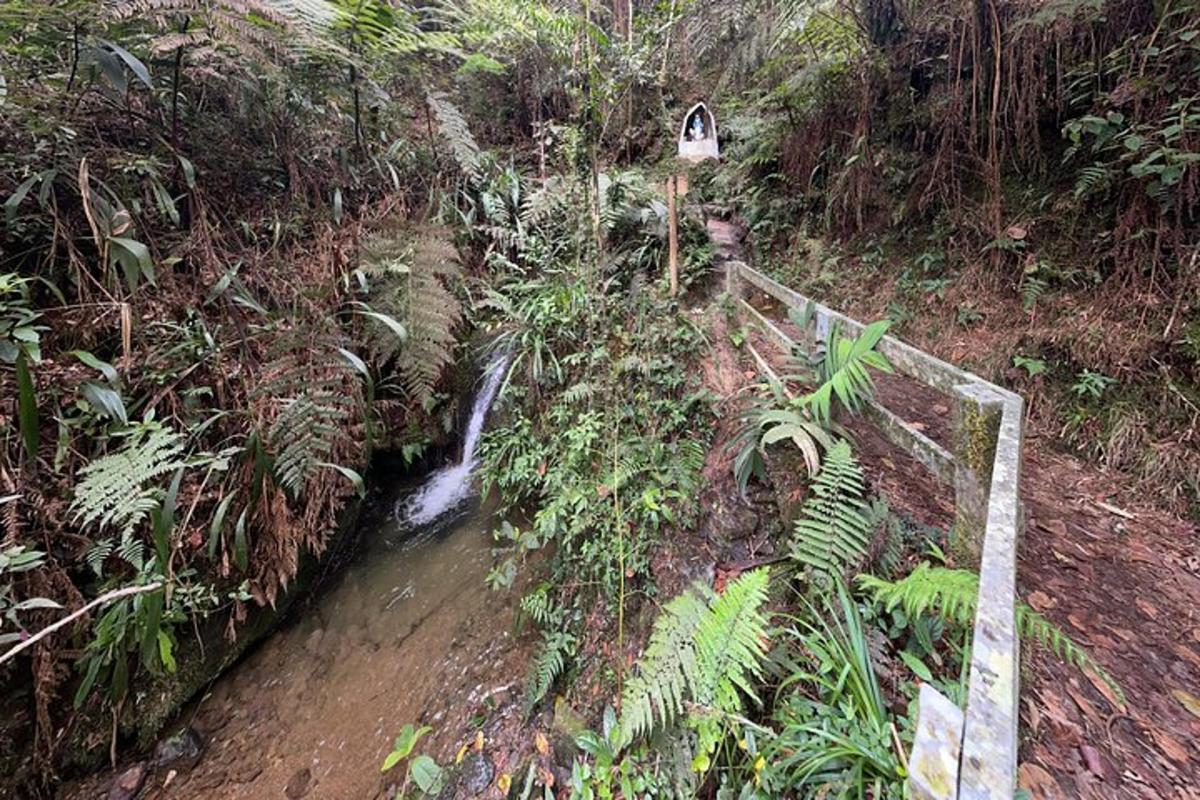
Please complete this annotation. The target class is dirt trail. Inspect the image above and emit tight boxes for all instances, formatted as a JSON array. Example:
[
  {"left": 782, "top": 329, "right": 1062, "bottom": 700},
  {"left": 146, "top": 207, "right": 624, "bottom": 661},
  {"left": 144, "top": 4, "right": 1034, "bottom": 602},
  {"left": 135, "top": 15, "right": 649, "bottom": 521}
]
[{"left": 735, "top": 266, "right": 1200, "bottom": 799}]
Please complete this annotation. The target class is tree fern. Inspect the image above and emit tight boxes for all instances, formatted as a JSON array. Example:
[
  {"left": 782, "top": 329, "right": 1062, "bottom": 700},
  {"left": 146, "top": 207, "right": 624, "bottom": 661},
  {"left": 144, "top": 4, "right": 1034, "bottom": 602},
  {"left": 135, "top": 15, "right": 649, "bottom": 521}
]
[
  {"left": 70, "top": 421, "right": 187, "bottom": 541},
  {"left": 791, "top": 441, "right": 874, "bottom": 584},
  {"left": 858, "top": 563, "right": 1123, "bottom": 702},
  {"left": 619, "top": 569, "right": 770, "bottom": 752}
]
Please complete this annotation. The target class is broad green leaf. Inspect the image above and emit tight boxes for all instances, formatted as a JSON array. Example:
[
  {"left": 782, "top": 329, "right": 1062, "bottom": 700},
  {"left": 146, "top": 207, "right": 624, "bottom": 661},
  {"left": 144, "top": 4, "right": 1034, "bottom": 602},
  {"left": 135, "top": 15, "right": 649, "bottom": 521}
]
[
  {"left": 899, "top": 650, "right": 934, "bottom": 682},
  {"left": 15, "top": 352, "right": 38, "bottom": 462},
  {"left": 358, "top": 310, "right": 407, "bottom": 341},
  {"left": 109, "top": 236, "right": 155, "bottom": 291},
  {"left": 5, "top": 173, "right": 39, "bottom": 224},
  {"left": 157, "top": 629, "right": 177, "bottom": 672},
  {"left": 319, "top": 463, "right": 365, "bottom": 497},
  {"left": 233, "top": 507, "right": 249, "bottom": 572},
  {"left": 99, "top": 39, "right": 152, "bottom": 89},
  {"left": 140, "top": 587, "right": 164, "bottom": 669},
  {"left": 410, "top": 755, "right": 444, "bottom": 793},
  {"left": 13, "top": 597, "right": 61, "bottom": 611},
  {"left": 71, "top": 350, "right": 120, "bottom": 384},
  {"left": 208, "top": 491, "right": 237, "bottom": 560},
  {"left": 80, "top": 381, "right": 127, "bottom": 424}
]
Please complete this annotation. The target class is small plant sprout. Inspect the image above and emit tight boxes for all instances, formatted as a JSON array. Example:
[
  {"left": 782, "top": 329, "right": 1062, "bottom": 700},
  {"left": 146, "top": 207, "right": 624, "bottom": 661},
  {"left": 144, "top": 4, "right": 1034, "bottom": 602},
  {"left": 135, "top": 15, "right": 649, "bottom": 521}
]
[{"left": 1071, "top": 369, "right": 1117, "bottom": 400}]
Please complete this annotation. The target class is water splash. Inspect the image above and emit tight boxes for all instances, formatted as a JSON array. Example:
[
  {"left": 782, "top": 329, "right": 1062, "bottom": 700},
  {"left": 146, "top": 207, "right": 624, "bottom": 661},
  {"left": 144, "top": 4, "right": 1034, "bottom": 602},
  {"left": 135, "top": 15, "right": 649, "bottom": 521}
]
[{"left": 397, "top": 352, "right": 509, "bottom": 528}]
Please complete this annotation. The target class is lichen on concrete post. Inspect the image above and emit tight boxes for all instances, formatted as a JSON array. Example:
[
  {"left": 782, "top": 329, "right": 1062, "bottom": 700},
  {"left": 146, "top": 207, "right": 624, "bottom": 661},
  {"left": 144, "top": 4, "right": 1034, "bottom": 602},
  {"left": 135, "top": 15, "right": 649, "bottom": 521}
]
[
  {"left": 726, "top": 259, "right": 743, "bottom": 300},
  {"left": 951, "top": 383, "right": 1003, "bottom": 566},
  {"left": 908, "top": 683, "right": 965, "bottom": 800}
]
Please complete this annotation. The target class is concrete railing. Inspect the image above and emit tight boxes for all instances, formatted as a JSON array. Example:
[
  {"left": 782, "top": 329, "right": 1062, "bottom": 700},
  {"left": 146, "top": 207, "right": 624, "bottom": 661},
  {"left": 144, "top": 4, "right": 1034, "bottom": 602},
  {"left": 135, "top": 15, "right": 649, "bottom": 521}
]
[{"left": 726, "top": 261, "right": 1025, "bottom": 800}]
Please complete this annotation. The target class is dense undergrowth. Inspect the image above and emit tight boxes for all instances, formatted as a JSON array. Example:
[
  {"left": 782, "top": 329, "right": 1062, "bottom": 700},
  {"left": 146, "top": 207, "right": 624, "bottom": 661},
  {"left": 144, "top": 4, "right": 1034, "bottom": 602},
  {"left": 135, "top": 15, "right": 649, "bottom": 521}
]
[{"left": 0, "top": 0, "right": 1176, "bottom": 798}]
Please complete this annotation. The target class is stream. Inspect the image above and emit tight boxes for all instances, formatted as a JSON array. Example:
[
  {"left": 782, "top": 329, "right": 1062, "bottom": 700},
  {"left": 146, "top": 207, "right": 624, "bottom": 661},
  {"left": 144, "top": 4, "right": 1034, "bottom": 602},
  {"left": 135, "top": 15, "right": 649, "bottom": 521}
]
[{"left": 138, "top": 358, "right": 528, "bottom": 799}]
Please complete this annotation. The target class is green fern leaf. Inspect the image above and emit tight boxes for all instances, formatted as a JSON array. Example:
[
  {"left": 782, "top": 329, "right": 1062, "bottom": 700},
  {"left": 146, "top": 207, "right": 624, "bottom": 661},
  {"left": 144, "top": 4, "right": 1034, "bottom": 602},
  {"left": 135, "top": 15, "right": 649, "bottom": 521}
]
[
  {"left": 619, "top": 569, "right": 771, "bottom": 747},
  {"left": 791, "top": 441, "right": 873, "bottom": 582},
  {"left": 858, "top": 564, "right": 1124, "bottom": 703},
  {"left": 70, "top": 421, "right": 187, "bottom": 541}
]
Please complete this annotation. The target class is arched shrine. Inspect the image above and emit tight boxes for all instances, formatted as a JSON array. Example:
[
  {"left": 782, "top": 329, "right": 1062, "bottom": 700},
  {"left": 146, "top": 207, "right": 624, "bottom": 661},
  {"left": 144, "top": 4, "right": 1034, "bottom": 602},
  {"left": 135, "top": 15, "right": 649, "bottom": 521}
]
[{"left": 677, "top": 102, "right": 719, "bottom": 162}]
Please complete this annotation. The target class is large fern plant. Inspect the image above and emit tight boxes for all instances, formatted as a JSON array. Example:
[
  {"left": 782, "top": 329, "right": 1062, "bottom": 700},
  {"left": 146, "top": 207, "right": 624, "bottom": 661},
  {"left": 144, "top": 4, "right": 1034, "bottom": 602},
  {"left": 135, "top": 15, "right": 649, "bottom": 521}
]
[
  {"left": 71, "top": 420, "right": 187, "bottom": 541},
  {"left": 360, "top": 225, "right": 462, "bottom": 405},
  {"left": 619, "top": 568, "right": 771, "bottom": 761}
]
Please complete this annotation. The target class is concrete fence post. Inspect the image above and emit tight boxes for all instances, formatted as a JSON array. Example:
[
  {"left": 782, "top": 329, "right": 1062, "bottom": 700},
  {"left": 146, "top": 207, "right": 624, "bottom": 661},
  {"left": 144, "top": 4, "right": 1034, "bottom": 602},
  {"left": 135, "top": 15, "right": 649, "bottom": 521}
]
[
  {"left": 725, "top": 260, "right": 742, "bottom": 300},
  {"left": 950, "top": 384, "right": 1003, "bottom": 566},
  {"left": 908, "top": 684, "right": 965, "bottom": 800}
]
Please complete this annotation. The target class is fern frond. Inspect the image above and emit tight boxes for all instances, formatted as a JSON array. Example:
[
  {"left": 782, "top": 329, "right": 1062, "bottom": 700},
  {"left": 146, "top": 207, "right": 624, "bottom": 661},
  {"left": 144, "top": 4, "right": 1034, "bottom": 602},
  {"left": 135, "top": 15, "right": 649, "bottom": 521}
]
[
  {"left": 71, "top": 421, "right": 187, "bottom": 540},
  {"left": 619, "top": 569, "right": 771, "bottom": 747},
  {"left": 524, "top": 630, "right": 575, "bottom": 713},
  {"left": 361, "top": 225, "right": 463, "bottom": 404},
  {"left": 791, "top": 441, "right": 872, "bottom": 583},
  {"left": 858, "top": 564, "right": 1124, "bottom": 703},
  {"left": 427, "top": 91, "right": 482, "bottom": 182},
  {"left": 256, "top": 344, "right": 359, "bottom": 499},
  {"left": 268, "top": 392, "right": 351, "bottom": 496}
]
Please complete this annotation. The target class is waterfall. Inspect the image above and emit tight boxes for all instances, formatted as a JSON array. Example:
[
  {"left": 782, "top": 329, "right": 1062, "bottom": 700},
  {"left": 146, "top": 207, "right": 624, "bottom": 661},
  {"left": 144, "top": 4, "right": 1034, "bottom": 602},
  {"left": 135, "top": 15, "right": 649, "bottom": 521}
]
[{"left": 397, "top": 352, "right": 510, "bottom": 528}]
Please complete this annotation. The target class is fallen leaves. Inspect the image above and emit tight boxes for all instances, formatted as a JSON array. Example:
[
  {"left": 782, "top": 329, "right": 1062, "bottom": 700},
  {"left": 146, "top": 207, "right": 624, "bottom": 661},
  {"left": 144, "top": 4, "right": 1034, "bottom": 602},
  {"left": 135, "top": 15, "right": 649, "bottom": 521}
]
[
  {"left": 1083, "top": 669, "right": 1125, "bottom": 712},
  {"left": 1018, "top": 763, "right": 1064, "bottom": 798},
  {"left": 1148, "top": 727, "right": 1191, "bottom": 765},
  {"left": 1027, "top": 590, "right": 1056, "bottom": 612}
]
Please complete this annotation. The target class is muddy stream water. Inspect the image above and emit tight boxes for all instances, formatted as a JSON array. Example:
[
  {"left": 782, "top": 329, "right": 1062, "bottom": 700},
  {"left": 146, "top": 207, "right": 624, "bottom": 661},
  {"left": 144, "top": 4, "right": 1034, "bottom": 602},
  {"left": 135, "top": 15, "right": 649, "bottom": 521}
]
[{"left": 130, "top": 358, "right": 530, "bottom": 799}]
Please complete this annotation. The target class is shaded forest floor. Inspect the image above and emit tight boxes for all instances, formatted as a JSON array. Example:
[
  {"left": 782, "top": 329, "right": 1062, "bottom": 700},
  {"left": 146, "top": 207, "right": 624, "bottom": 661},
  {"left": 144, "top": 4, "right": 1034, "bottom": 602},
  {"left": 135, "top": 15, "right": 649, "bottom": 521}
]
[{"left": 726, "top": 217, "right": 1200, "bottom": 799}]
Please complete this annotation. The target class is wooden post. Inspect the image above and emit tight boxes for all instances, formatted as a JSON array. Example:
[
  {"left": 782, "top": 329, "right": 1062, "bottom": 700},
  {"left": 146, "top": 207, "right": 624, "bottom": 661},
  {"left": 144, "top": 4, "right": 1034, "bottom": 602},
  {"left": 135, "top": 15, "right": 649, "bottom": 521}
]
[{"left": 667, "top": 174, "right": 679, "bottom": 297}]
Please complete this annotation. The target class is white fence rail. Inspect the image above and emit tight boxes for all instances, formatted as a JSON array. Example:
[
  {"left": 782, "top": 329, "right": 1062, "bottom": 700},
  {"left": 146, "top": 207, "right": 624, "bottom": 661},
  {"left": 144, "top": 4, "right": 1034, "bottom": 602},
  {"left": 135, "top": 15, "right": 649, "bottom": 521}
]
[{"left": 727, "top": 261, "right": 1025, "bottom": 799}]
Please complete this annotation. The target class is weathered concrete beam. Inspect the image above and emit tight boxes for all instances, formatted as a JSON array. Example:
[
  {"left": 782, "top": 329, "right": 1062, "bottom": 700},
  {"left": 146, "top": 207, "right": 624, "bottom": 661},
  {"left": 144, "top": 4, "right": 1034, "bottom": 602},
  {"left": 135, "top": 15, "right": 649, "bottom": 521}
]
[
  {"left": 864, "top": 401, "right": 957, "bottom": 486},
  {"left": 909, "top": 684, "right": 965, "bottom": 800},
  {"left": 951, "top": 384, "right": 1004, "bottom": 565},
  {"left": 732, "top": 263, "right": 1020, "bottom": 404},
  {"left": 959, "top": 394, "right": 1024, "bottom": 800}
]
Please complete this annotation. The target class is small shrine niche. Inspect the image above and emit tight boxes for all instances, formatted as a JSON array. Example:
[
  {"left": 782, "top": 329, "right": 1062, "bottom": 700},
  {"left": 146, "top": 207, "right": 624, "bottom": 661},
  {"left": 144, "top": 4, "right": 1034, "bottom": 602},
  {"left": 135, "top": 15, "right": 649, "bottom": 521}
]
[{"left": 677, "top": 102, "right": 719, "bottom": 162}]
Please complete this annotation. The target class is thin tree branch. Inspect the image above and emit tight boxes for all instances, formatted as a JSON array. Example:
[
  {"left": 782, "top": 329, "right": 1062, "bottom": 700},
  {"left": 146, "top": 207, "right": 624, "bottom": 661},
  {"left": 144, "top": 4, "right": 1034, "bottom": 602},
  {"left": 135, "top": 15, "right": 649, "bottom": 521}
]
[{"left": 0, "top": 582, "right": 163, "bottom": 666}]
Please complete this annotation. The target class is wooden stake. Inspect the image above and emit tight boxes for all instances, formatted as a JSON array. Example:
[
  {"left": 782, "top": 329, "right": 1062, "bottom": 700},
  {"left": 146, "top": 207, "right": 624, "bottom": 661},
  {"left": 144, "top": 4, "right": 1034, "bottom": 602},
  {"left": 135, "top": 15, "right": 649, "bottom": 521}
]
[{"left": 667, "top": 173, "right": 679, "bottom": 297}]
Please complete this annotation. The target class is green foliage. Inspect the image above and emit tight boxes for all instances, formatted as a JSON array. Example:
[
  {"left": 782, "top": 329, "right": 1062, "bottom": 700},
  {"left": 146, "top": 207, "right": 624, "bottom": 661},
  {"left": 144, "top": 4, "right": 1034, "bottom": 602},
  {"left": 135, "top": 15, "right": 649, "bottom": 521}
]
[
  {"left": 619, "top": 569, "right": 770, "bottom": 758},
  {"left": 381, "top": 723, "right": 445, "bottom": 796},
  {"left": 525, "top": 629, "right": 577, "bottom": 713},
  {"left": 0, "top": 545, "right": 60, "bottom": 646},
  {"left": 742, "top": 586, "right": 905, "bottom": 799},
  {"left": 258, "top": 347, "right": 359, "bottom": 499},
  {"left": 427, "top": 91, "right": 483, "bottom": 183},
  {"left": 734, "top": 318, "right": 891, "bottom": 491},
  {"left": 1071, "top": 369, "right": 1117, "bottom": 400},
  {"left": 1012, "top": 354, "right": 1047, "bottom": 377},
  {"left": 381, "top": 723, "right": 431, "bottom": 773},
  {"left": 359, "top": 226, "right": 463, "bottom": 405},
  {"left": 69, "top": 420, "right": 187, "bottom": 542},
  {"left": 859, "top": 563, "right": 1124, "bottom": 702},
  {"left": 790, "top": 442, "right": 874, "bottom": 584}
]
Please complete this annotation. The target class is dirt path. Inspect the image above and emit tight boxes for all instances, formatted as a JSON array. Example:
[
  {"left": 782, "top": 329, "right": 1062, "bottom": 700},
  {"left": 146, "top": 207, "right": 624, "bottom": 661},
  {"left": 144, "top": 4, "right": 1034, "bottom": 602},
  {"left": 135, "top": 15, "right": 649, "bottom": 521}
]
[{"left": 736, "top": 273, "right": 1200, "bottom": 798}]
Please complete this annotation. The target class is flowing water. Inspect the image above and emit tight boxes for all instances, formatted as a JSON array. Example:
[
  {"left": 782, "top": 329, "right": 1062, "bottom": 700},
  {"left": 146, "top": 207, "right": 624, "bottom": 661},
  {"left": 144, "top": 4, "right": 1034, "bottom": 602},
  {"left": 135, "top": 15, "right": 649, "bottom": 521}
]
[
  {"left": 145, "top": 357, "right": 528, "bottom": 800},
  {"left": 396, "top": 354, "right": 509, "bottom": 530}
]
